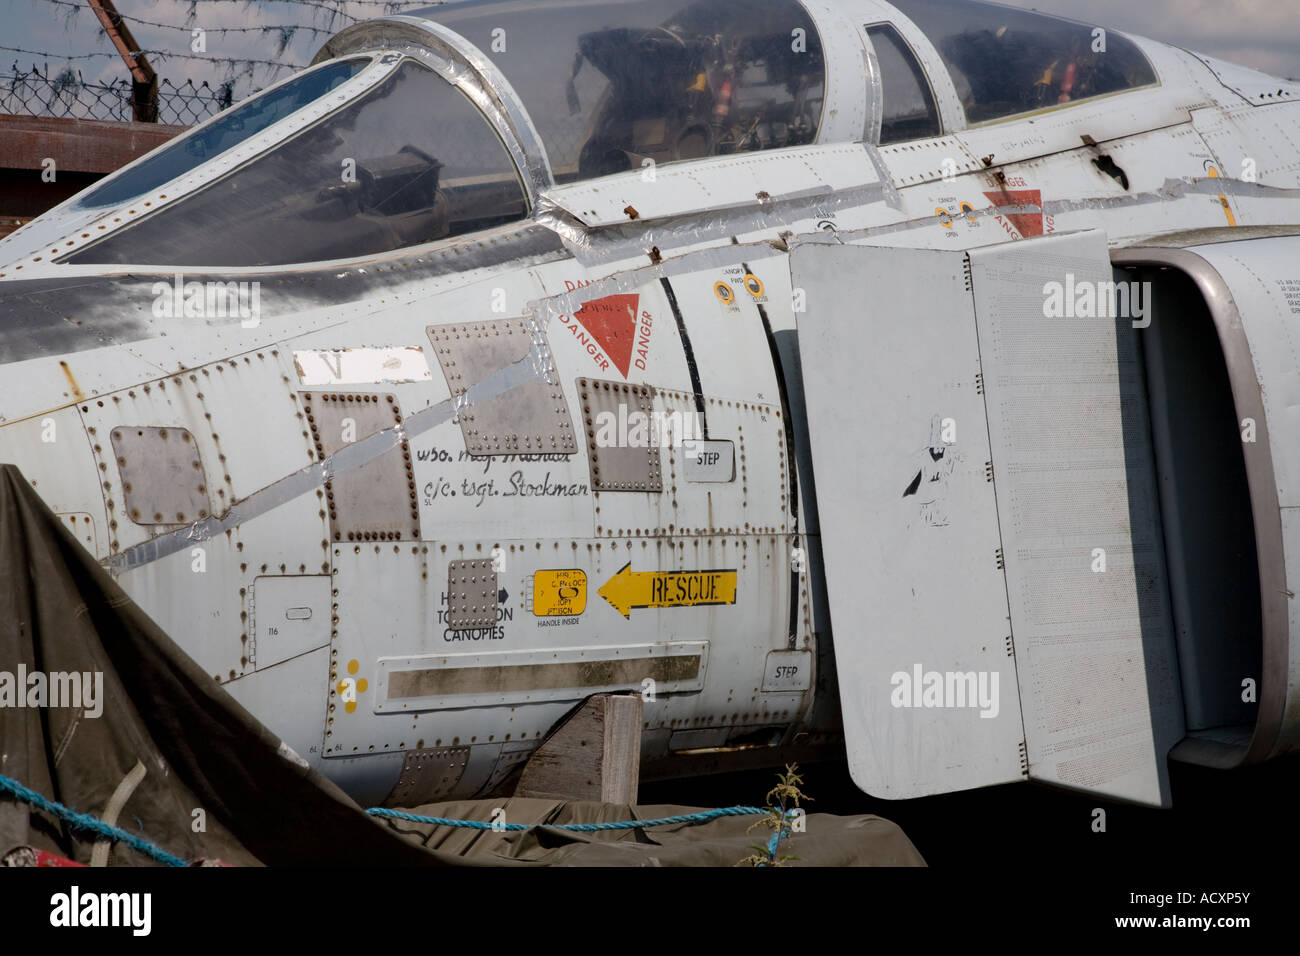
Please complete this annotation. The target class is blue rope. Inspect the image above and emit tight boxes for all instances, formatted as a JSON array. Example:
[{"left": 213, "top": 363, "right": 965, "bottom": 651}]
[
  {"left": 0, "top": 772, "right": 189, "bottom": 867},
  {"left": 1, "top": 770, "right": 795, "bottom": 866},
  {"left": 367, "top": 804, "right": 769, "bottom": 832}
]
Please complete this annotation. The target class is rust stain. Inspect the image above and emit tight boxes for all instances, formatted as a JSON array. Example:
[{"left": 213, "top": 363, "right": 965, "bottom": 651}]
[{"left": 59, "top": 360, "right": 85, "bottom": 402}]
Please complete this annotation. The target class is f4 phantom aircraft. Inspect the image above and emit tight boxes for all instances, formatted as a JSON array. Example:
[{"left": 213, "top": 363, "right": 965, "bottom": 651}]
[{"left": 2, "top": 0, "right": 1299, "bottom": 810}]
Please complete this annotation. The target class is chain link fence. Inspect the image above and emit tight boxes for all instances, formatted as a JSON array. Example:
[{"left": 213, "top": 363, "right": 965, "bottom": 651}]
[{"left": 0, "top": 64, "right": 231, "bottom": 125}]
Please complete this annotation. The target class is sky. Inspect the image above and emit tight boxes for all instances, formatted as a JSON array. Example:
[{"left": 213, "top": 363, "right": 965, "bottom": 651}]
[
  {"left": 996, "top": 0, "right": 1300, "bottom": 80},
  {"left": 0, "top": 0, "right": 1296, "bottom": 108}
]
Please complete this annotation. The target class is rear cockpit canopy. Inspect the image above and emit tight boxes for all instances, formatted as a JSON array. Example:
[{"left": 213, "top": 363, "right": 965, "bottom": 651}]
[
  {"left": 417, "top": 0, "right": 827, "bottom": 183},
  {"left": 888, "top": 0, "right": 1157, "bottom": 127}
]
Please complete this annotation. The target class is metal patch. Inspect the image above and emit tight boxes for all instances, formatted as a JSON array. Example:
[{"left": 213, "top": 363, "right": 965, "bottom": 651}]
[
  {"left": 109, "top": 426, "right": 211, "bottom": 526},
  {"left": 428, "top": 318, "right": 577, "bottom": 456},
  {"left": 446, "top": 558, "right": 498, "bottom": 628},
  {"left": 302, "top": 392, "right": 419, "bottom": 542},
  {"left": 578, "top": 378, "right": 663, "bottom": 492},
  {"left": 385, "top": 746, "right": 470, "bottom": 807}
]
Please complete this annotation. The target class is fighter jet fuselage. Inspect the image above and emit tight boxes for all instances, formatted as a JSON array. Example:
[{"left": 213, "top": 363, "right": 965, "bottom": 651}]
[{"left": 3, "top": 0, "right": 1299, "bottom": 808}]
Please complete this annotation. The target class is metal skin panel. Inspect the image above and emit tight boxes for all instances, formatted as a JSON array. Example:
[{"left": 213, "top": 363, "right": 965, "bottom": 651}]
[
  {"left": 579, "top": 378, "right": 663, "bottom": 493},
  {"left": 109, "top": 426, "right": 210, "bottom": 526},
  {"left": 324, "top": 535, "right": 801, "bottom": 763},
  {"left": 541, "top": 144, "right": 881, "bottom": 228},
  {"left": 0, "top": 407, "right": 107, "bottom": 549},
  {"left": 530, "top": 270, "right": 696, "bottom": 395},
  {"left": 386, "top": 746, "right": 471, "bottom": 807},
  {"left": 969, "top": 229, "right": 1183, "bottom": 807},
  {"left": 792, "top": 242, "right": 1026, "bottom": 800},
  {"left": 412, "top": 414, "right": 595, "bottom": 542},
  {"left": 223, "top": 646, "right": 332, "bottom": 772},
  {"left": 77, "top": 351, "right": 318, "bottom": 556},
  {"left": 252, "top": 575, "right": 333, "bottom": 670},
  {"left": 302, "top": 391, "right": 420, "bottom": 543},
  {"left": 670, "top": 264, "right": 784, "bottom": 405},
  {"left": 427, "top": 317, "right": 578, "bottom": 457},
  {"left": 1195, "top": 104, "right": 1300, "bottom": 194},
  {"left": 1184, "top": 53, "right": 1300, "bottom": 108},
  {"left": 113, "top": 490, "right": 331, "bottom": 686}
]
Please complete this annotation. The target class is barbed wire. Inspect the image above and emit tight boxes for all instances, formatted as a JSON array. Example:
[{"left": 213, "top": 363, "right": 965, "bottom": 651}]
[
  {"left": 0, "top": 43, "right": 304, "bottom": 72},
  {"left": 39, "top": 0, "right": 338, "bottom": 38}
]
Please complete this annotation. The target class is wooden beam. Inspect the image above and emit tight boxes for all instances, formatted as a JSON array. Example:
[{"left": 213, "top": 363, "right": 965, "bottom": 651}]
[
  {"left": 516, "top": 693, "right": 642, "bottom": 804},
  {"left": 85, "top": 0, "right": 158, "bottom": 122},
  {"left": 0, "top": 114, "right": 184, "bottom": 174}
]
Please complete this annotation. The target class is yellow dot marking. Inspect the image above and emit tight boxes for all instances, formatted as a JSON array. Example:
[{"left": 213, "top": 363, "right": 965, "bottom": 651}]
[
  {"left": 357, "top": 678, "right": 368, "bottom": 693},
  {"left": 348, "top": 659, "right": 359, "bottom": 675},
  {"left": 345, "top": 701, "right": 357, "bottom": 714}
]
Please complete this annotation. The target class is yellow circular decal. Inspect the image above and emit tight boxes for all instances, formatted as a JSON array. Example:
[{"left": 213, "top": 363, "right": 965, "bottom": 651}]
[
  {"left": 743, "top": 273, "right": 765, "bottom": 298},
  {"left": 714, "top": 281, "right": 735, "bottom": 304}
]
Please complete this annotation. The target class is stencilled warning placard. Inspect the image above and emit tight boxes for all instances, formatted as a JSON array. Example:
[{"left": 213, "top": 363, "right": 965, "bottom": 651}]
[{"left": 532, "top": 569, "right": 588, "bottom": 617}]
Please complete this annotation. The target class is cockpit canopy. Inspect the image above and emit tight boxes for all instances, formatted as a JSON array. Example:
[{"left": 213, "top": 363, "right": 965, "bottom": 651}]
[
  {"left": 425, "top": 0, "right": 826, "bottom": 183},
  {"left": 69, "top": 56, "right": 527, "bottom": 267},
  {"left": 54, "top": 0, "right": 1159, "bottom": 269},
  {"left": 889, "top": 0, "right": 1157, "bottom": 125}
]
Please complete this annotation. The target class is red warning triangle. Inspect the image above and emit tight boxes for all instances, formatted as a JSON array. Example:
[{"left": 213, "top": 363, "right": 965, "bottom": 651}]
[
  {"left": 574, "top": 293, "right": 639, "bottom": 378},
  {"left": 982, "top": 188, "right": 1044, "bottom": 238}
]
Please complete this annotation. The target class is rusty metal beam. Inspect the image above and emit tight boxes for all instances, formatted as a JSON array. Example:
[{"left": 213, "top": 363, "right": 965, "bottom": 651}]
[{"left": 85, "top": 0, "right": 159, "bottom": 122}]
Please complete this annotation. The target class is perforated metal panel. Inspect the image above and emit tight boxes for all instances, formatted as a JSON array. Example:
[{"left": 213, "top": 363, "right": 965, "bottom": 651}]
[
  {"left": 578, "top": 378, "right": 663, "bottom": 492},
  {"left": 109, "top": 426, "right": 211, "bottom": 526},
  {"left": 386, "top": 746, "right": 470, "bottom": 806},
  {"left": 302, "top": 392, "right": 419, "bottom": 542},
  {"left": 446, "top": 558, "right": 499, "bottom": 628},
  {"left": 428, "top": 318, "right": 577, "bottom": 456},
  {"left": 970, "top": 231, "right": 1182, "bottom": 807}
]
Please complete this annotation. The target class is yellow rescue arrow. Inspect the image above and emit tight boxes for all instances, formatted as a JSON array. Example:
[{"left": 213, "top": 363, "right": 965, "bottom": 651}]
[{"left": 598, "top": 562, "right": 738, "bottom": 619}]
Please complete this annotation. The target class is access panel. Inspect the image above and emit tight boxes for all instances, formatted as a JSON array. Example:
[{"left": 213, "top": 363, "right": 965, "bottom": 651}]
[{"left": 792, "top": 229, "right": 1183, "bottom": 806}]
